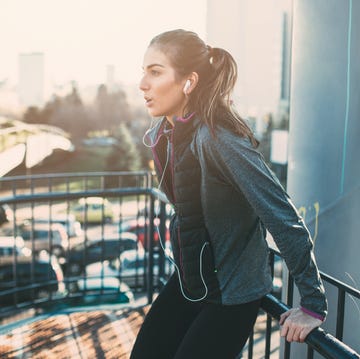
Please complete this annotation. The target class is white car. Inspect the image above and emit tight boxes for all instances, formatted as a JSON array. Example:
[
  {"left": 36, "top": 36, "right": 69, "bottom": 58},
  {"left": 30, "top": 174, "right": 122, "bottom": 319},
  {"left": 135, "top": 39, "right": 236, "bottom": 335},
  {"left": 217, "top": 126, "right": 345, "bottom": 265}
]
[
  {"left": 33, "top": 214, "right": 83, "bottom": 238},
  {"left": 85, "top": 248, "right": 173, "bottom": 288},
  {"left": 0, "top": 236, "right": 31, "bottom": 260},
  {"left": 71, "top": 197, "right": 114, "bottom": 224},
  {"left": 70, "top": 276, "right": 134, "bottom": 306}
]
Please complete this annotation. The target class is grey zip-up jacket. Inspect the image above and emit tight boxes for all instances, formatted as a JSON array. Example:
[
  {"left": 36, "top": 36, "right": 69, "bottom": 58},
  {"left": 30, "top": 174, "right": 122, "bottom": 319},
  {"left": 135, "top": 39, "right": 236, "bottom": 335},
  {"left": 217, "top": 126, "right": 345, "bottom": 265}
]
[{"left": 147, "top": 115, "right": 327, "bottom": 318}]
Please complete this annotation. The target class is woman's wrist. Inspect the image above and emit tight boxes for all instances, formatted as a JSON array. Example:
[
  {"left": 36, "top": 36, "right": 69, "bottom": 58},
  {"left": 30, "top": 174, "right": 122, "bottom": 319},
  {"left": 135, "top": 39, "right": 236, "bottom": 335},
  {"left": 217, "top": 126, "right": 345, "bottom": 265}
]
[{"left": 300, "top": 306, "right": 325, "bottom": 321}]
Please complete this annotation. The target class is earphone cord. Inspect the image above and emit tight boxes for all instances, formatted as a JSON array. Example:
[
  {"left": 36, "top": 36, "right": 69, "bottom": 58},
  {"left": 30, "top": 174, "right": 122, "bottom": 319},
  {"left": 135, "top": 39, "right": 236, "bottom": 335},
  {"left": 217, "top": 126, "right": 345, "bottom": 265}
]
[
  {"left": 142, "top": 118, "right": 163, "bottom": 148},
  {"left": 152, "top": 135, "right": 209, "bottom": 302}
]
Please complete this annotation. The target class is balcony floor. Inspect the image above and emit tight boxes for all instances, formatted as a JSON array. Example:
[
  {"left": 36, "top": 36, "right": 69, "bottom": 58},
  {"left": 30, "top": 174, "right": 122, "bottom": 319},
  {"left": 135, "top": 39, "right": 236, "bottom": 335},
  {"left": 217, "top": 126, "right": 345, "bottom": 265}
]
[
  {"left": 0, "top": 305, "right": 279, "bottom": 359},
  {"left": 0, "top": 305, "right": 149, "bottom": 359}
]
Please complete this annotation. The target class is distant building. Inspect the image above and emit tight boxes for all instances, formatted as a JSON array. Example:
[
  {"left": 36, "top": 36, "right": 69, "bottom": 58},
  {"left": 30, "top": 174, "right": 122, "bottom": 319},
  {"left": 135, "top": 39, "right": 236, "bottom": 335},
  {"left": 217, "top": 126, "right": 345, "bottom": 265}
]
[
  {"left": 206, "top": 0, "right": 291, "bottom": 126},
  {"left": 106, "top": 64, "right": 116, "bottom": 92},
  {"left": 278, "top": 11, "right": 291, "bottom": 120},
  {"left": 18, "top": 53, "right": 44, "bottom": 107}
]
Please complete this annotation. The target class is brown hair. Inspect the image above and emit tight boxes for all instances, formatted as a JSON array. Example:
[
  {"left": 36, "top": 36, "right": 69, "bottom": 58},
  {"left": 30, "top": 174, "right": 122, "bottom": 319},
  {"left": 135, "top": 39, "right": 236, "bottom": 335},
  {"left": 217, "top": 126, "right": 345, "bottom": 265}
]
[{"left": 149, "top": 29, "right": 259, "bottom": 147}]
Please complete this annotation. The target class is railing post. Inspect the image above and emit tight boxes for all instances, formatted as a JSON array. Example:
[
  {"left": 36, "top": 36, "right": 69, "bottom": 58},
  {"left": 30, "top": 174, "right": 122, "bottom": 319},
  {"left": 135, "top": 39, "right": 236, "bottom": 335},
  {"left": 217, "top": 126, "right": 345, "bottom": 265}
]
[
  {"left": 158, "top": 201, "right": 166, "bottom": 283},
  {"left": 336, "top": 289, "right": 346, "bottom": 341},
  {"left": 248, "top": 330, "right": 254, "bottom": 358},
  {"left": 265, "top": 251, "right": 275, "bottom": 358},
  {"left": 307, "top": 346, "right": 314, "bottom": 359},
  {"left": 147, "top": 195, "right": 155, "bottom": 304},
  {"left": 284, "top": 273, "right": 294, "bottom": 359}
]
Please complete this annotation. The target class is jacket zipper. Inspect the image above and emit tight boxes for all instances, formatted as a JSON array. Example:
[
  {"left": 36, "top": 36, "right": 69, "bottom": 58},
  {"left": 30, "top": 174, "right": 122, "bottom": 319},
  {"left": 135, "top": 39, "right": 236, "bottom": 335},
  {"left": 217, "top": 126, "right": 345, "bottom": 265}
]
[
  {"left": 166, "top": 135, "right": 175, "bottom": 201},
  {"left": 168, "top": 130, "right": 186, "bottom": 284},
  {"left": 151, "top": 130, "right": 174, "bottom": 202}
]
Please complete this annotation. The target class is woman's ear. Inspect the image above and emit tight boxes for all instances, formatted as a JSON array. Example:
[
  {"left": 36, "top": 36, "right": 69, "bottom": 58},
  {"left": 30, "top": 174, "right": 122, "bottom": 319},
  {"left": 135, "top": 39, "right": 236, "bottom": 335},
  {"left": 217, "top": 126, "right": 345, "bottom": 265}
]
[{"left": 183, "top": 72, "right": 199, "bottom": 95}]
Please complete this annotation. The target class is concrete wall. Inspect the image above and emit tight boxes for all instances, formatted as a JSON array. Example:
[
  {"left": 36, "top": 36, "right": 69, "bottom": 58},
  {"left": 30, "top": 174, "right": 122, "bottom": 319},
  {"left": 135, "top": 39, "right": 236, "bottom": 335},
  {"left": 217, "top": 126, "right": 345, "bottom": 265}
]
[
  {"left": 206, "top": 0, "right": 289, "bottom": 120},
  {"left": 287, "top": 0, "right": 360, "bottom": 356}
]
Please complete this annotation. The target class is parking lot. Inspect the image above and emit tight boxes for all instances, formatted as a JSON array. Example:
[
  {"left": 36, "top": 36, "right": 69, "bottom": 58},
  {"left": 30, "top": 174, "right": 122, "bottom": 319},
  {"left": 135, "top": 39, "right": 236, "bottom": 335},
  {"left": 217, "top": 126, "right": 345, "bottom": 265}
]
[{"left": 0, "top": 196, "right": 172, "bottom": 313}]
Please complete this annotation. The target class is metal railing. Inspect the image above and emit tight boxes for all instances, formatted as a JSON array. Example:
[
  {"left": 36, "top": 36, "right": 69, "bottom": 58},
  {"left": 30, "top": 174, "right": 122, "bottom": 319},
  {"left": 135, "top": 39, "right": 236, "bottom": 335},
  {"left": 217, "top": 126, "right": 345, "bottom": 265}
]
[
  {"left": 257, "top": 250, "right": 360, "bottom": 359},
  {"left": 0, "top": 172, "right": 359, "bottom": 358},
  {"left": 0, "top": 172, "right": 158, "bottom": 318},
  {"left": 144, "top": 194, "right": 360, "bottom": 359}
]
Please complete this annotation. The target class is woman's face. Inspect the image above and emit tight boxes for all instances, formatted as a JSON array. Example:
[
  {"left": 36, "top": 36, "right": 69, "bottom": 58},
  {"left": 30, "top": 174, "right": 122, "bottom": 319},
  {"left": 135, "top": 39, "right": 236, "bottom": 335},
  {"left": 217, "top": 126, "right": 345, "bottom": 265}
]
[{"left": 139, "top": 46, "right": 188, "bottom": 122}]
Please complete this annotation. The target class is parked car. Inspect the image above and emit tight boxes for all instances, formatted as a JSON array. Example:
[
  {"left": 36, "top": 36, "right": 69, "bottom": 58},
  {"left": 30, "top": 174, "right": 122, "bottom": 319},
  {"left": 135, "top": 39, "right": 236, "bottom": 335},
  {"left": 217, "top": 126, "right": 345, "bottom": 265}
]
[
  {"left": 1, "top": 222, "right": 69, "bottom": 257},
  {"left": 85, "top": 247, "right": 172, "bottom": 289},
  {"left": 61, "top": 232, "right": 141, "bottom": 275},
  {"left": 0, "top": 255, "right": 64, "bottom": 306},
  {"left": 0, "top": 236, "right": 31, "bottom": 259},
  {"left": 32, "top": 214, "right": 83, "bottom": 238},
  {"left": 137, "top": 203, "right": 174, "bottom": 218},
  {"left": 0, "top": 204, "right": 13, "bottom": 226},
  {"left": 119, "top": 217, "right": 170, "bottom": 248},
  {"left": 71, "top": 197, "right": 115, "bottom": 224},
  {"left": 68, "top": 276, "right": 134, "bottom": 306}
]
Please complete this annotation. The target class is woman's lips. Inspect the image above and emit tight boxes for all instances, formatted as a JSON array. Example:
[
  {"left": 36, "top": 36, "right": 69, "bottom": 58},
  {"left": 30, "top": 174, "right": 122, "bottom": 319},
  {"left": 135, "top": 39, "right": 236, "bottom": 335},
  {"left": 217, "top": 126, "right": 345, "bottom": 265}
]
[{"left": 145, "top": 98, "right": 153, "bottom": 107}]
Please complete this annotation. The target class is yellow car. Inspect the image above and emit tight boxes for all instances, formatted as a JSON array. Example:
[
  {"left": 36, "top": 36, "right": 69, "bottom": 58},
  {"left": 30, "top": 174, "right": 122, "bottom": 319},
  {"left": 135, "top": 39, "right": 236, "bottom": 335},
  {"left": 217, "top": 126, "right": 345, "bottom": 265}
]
[{"left": 72, "top": 197, "right": 114, "bottom": 224}]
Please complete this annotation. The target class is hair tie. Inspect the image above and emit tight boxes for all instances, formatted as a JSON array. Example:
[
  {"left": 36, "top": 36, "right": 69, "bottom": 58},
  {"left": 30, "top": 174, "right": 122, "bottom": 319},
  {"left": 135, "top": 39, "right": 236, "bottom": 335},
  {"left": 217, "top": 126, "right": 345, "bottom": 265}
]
[{"left": 207, "top": 45, "right": 214, "bottom": 64}]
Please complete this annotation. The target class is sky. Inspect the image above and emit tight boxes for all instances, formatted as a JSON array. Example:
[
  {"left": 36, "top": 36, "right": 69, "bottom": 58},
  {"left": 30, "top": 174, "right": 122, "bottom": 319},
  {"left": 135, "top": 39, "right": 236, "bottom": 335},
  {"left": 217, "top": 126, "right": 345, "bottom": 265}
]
[{"left": 0, "top": 0, "right": 207, "bottom": 90}]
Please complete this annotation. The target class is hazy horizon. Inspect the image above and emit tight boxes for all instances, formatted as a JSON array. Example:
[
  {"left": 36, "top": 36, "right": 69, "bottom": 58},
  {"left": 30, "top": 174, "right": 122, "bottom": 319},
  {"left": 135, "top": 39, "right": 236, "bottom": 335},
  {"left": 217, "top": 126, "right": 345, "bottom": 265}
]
[{"left": 0, "top": 0, "right": 207, "bottom": 91}]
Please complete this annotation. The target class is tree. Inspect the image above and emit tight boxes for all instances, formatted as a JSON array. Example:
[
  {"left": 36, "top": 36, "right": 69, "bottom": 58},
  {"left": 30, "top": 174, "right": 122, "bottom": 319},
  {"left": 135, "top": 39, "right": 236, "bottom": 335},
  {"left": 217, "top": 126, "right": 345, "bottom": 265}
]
[
  {"left": 128, "top": 107, "right": 154, "bottom": 169},
  {"left": 105, "top": 123, "right": 141, "bottom": 187},
  {"left": 49, "top": 86, "right": 94, "bottom": 142},
  {"left": 95, "top": 84, "right": 132, "bottom": 131},
  {"left": 23, "top": 103, "right": 56, "bottom": 125},
  {"left": 23, "top": 106, "right": 40, "bottom": 124},
  {"left": 65, "top": 86, "right": 83, "bottom": 107}
]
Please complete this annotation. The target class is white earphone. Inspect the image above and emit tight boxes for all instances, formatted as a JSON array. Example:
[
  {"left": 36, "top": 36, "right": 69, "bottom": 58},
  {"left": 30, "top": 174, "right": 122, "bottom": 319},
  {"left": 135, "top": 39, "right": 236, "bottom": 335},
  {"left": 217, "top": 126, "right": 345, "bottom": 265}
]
[{"left": 183, "top": 80, "right": 191, "bottom": 94}]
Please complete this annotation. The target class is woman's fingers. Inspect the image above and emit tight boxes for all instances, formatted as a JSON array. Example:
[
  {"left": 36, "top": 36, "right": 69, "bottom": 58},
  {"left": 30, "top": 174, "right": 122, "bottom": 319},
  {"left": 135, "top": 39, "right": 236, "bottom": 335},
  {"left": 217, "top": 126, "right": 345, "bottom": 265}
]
[
  {"left": 280, "top": 308, "right": 322, "bottom": 343},
  {"left": 279, "top": 308, "right": 293, "bottom": 325}
]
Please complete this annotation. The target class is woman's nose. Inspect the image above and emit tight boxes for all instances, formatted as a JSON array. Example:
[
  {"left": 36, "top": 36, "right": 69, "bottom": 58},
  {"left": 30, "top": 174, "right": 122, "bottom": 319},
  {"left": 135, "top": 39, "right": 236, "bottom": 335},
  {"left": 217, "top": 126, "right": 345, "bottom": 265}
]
[{"left": 139, "top": 76, "right": 149, "bottom": 91}]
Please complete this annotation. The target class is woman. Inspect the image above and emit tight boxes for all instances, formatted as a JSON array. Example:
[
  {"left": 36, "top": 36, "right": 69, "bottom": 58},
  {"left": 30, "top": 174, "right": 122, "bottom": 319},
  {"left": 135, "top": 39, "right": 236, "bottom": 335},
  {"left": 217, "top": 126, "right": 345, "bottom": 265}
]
[{"left": 131, "top": 29, "right": 327, "bottom": 359}]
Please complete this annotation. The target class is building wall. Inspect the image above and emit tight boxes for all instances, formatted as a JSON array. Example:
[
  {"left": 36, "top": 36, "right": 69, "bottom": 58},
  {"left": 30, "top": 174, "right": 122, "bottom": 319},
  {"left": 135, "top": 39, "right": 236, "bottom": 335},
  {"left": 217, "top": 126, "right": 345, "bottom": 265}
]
[
  {"left": 18, "top": 53, "right": 44, "bottom": 107},
  {"left": 287, "top": 0, "right": 359, "bottom": 356},
  {"left": 206, "top": 0, "right": 291, "bottom": 123}
]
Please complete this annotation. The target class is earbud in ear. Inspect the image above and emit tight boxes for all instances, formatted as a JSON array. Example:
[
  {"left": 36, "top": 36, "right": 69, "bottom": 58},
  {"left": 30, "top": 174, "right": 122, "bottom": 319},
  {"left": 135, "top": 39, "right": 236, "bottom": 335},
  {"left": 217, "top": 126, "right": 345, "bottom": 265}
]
[{"left": 183, "top": 80, "right": 191, "bottom": 94}]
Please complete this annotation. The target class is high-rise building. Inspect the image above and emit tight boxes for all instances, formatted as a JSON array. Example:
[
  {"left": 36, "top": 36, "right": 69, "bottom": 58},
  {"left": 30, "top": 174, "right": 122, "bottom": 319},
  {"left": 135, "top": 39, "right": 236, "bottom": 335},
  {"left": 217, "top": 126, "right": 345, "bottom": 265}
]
[
  {"left": 206, "top": 0, "right": 292, "bottom": 125},
  {"left": 278, "top": 11, "right": 291, "bottom": 120},
  {"left": 18, "top": 52, "right": 44, "bottom": 107},
  {"left": 106, "top": 64, "right": 116, "bottom": 92}
]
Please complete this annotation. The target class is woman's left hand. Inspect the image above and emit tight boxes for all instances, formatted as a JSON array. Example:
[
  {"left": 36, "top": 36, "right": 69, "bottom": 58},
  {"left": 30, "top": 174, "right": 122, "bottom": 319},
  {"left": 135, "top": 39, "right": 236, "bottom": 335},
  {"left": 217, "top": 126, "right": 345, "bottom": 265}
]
[{"left": 279, "top": 308, "right": 323, "bottom": 343}]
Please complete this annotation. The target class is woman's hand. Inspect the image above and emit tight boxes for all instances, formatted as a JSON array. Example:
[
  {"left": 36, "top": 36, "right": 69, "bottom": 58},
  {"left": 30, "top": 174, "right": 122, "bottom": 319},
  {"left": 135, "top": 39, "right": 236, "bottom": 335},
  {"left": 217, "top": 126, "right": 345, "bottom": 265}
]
[{"left": 279, "top": 308, "right": 323, "bottom": 343}]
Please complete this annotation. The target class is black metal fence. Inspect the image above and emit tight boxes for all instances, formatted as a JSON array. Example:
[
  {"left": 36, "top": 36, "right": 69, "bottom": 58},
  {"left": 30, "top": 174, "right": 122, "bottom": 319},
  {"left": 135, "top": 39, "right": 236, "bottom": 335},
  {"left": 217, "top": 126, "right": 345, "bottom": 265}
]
[
  {"left": 257, "top": 250, "right": 360, "bottom": 359},
  {"left": 0, "top": 172, "right": 359, "bottom": 358}
]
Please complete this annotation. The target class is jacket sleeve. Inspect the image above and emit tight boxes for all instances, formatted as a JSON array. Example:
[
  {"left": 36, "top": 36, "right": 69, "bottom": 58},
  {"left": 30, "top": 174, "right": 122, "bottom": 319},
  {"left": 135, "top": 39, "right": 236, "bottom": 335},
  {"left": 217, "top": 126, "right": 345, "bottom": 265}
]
[{"left": 195, "top": 126, "right": 327, "bottom": 318}]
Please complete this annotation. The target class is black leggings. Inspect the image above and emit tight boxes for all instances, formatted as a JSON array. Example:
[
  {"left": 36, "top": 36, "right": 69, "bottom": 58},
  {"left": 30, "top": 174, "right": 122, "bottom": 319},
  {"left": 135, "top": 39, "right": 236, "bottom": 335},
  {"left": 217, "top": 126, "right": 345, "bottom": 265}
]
[{"left": 130, "top": 274, "right": 261, "bottom": 359}]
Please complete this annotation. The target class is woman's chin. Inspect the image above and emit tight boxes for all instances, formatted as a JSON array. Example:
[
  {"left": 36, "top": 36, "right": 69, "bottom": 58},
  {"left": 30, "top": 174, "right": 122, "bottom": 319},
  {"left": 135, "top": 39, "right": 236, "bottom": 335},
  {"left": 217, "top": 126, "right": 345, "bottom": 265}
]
[{"left": 148, "top": 109, "right": 163, "bottom": 118}]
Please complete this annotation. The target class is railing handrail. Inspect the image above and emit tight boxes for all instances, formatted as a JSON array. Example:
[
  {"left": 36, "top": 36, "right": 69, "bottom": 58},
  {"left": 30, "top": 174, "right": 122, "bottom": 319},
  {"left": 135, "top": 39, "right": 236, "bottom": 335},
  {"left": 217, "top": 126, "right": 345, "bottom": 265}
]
[
  {"left": 319, "top": 273, "right": 360, "bottom": 299},
  {"left": 262, "top": 294, "right": 360, "bottom": 359},
  {"left": 0, "top": 188, "right": 156, "bottom": 205},
  {"left": 0, "top": 171, "right": 153, "bottom": 182},
  {"left": 0, "top": 187, "right": 169, "bottom": 210},
  {"left": 269, "top": 247, "right": 360, "bottom": 299}
]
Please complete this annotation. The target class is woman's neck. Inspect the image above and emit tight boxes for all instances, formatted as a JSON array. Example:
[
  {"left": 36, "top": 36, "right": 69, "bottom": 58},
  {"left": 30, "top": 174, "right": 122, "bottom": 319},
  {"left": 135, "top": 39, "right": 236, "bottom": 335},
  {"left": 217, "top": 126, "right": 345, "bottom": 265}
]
[{"left": 166, "top": 116, "right": 175, "bottom": 127}]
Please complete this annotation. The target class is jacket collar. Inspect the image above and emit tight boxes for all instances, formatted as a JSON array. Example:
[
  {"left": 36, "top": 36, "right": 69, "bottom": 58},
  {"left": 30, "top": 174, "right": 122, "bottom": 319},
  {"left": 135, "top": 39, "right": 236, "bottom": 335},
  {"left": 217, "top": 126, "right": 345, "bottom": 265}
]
[{"left": 145, "top": 114, "right": 200, "bottom": 147}]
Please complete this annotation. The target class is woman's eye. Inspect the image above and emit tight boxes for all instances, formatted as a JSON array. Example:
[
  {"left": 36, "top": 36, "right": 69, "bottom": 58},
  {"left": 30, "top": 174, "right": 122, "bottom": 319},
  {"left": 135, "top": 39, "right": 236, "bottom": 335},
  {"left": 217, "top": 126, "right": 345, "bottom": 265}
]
[{"left": 151, "top": 70, "right": 160, "bottom": 76}]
